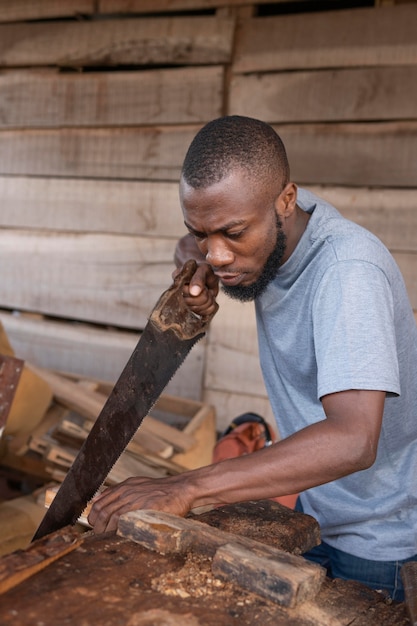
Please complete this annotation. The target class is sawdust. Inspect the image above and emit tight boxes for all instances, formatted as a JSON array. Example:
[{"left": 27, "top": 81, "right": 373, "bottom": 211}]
[{"left": 151, "top": 552, "right": 254, "bottom": 605}]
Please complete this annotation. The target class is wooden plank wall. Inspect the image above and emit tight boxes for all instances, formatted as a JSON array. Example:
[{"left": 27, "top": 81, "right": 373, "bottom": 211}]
[{"left": 0, "top": 0, "right": 416, "bottom": 431}]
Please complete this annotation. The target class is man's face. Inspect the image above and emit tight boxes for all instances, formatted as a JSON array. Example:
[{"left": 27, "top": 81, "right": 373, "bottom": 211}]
[{"left": 180, "top": 169, "right": 287, "bottom": 301}]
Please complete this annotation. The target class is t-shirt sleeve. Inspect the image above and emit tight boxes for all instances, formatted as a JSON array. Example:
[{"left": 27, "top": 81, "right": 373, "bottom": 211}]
[{"left": 312, "top": 260, "right": 400, "bottom": 399}]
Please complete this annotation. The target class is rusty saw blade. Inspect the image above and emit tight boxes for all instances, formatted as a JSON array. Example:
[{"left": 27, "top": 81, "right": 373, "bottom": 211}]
[{"left": 32, "top": 260, "right": 217, "bottom": 541}]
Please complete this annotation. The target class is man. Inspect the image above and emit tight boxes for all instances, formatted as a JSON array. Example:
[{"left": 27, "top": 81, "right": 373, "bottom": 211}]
[{"left": 89, "top": 116, "right": 417, "bottom": 601}]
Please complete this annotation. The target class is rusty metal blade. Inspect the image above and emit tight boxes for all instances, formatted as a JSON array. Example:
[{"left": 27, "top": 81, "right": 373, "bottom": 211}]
[
  {"left": 0, "top": 355, "right": 24, "bottom": 434},
  {"left": 32, "top": 260, "right": 217, "bottom": 541}
]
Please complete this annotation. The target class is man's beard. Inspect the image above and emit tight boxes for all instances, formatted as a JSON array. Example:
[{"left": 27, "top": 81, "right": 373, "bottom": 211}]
[{"left": 222, "top": 216, "right": 287, "bottom": 302}]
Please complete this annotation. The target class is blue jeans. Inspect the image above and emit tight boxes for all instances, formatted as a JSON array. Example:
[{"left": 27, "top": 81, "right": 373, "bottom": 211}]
[{"left": 295, "top": 499, "right": 416, "bottom": 602}]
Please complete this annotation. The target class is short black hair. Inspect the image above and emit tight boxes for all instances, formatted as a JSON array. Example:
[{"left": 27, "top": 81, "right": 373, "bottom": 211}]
[{"left": 181, "top": 115, "right": 290, "bottom": 190}]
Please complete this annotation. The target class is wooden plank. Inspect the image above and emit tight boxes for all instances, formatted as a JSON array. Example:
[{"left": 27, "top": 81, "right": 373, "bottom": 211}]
[
  {"left": 1, "top": 122, "right": 416, "bottom": 186},
  {"left": 276, "top": 121, "right": 417, "bottom": 188},
  {"left": 0, "top": 176, "right": 186, "bottom": 237},
  {"left": 0, "top": 527, "right": 85, "bottom": 594},
  {"left": 0, "top": 229, "right": 176, "bottom": 328},
  {"left": 0, "top": 126, "right": 199, "bottom": 181},
  {"left": 229, "top": 66, "right": 417, "bottom": 123},
  {"left": 0, "top": 1, "right": 93, "bottom": 23},
  {"left": 0, "top": 17, "right": 234, "bottom": 68},
  {"left": 234, "top": 4, "right": 417, "bottom": 73},
  {"left": 99, "top": 0, "right": 314, "bottom": 13},
  {"left": 307, "top": 186, "right": 417, "bottom": 252},
  {"left": 0, "top": 66, "right": 224, "bottom": 128},
  {"left": 118, "top": 509, "right": 325, "bottom": 608},
  {"left": 0, "top": 312, "right": 205, "bottom": 401}
]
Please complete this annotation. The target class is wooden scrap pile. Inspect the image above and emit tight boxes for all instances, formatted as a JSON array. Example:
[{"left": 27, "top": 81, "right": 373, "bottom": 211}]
[
  {"left": 0, "top": 322, "right": 216, "bottom": 553},
  {"left": 10, "top": 365, "right": 216, "bottom": 485}
]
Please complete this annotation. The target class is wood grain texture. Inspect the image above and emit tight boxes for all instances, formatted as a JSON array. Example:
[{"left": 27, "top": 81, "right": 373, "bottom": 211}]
[
  {"left": 0, "top": 1, "right": 93, "bottom": 23},
  {"left": 0, "top": 67, "right": 224, "bottom": 128},
  {"left": 0, "top": 126, "right": 199, "bottom": 181},
  {"left": 229, "top": 66, "right": 417, "bottom": 123},
  {"left": 234, "top": 4, "right": 417, "bottom": 73},
  {"left": 99, "top": 0, "right": 312, "bottom": 13},
  {"left": 0, "top": 176, "right": 186, "bottom": 237},
  {"left": 1, "top": 122, "right": 415, "bottom": 186},
  {"left": 0, "top": 16, "right": 234, "bottom": 67},
  {"left": 0, "top": 311, "right": 206, "bottom": 401}
]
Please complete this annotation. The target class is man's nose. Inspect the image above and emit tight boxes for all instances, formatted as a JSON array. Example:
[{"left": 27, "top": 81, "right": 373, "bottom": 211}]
[{"left": 205, "top": 238, "right": 234, "bottom": 268}]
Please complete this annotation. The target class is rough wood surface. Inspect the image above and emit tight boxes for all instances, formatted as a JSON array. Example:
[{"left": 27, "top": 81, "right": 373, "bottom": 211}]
[
  {"left": 0, "top": 176, "right": 185, "bottom": 237},
  {"left": 230, "top": 66, "right": 417, "bottom": 123},
  {"left": 0, "top": 17, "right": 234, "bottom": 67},
  {"left": 118, "top": 509, "right": 325, "bottom": 607},
  {"left": 0, "top": 529, "right": 409, "bottom": 625},
  {"left": 234, "top": 5, "right": 417, "bottom": 73},
  {"left": 189, "top": 500, "right": 321, "bottom": 555},
  {"left": 99, "top": 0, "right": 305, "bottom": 13},
  {"left": 0, "top": 67, "right": 223, "bottom": 128},
  {"left": 0, "top": 1, "right": 93, "bottom": 23},
  {"left": 0, "top": 526, "right": 85, "bottom": 595}
]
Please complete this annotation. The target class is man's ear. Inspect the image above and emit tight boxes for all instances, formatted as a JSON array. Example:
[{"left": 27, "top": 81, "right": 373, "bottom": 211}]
[{"left": 275, "top": 182, "right": 297, "bottom": 219}]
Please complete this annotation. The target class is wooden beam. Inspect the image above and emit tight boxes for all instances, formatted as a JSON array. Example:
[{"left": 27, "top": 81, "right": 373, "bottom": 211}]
[
  {"left": 234, "top": 4, "right": 417, "bottom": 73},
  {"left": 0, "top": 176, "right": 186, "bottom": 238},
  {"left": 0, "top": 67, "right": 224, "bottom": 128},
  {"left": 229, "top": 66, "right": 417, "bottom": 123},
  {"left": 0, "top": 17, "right": 234, "bottom": 68}
]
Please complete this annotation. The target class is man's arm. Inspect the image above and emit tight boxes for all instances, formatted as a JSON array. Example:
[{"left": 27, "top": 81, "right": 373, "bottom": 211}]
[{"left": 88, "top": 388, "right": 385, "bottom": 533}]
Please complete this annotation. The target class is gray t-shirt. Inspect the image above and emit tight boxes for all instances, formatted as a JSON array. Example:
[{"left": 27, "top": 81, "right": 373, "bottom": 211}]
[{"left": 256, "top": 188, "right": 417, "bottom": 560}]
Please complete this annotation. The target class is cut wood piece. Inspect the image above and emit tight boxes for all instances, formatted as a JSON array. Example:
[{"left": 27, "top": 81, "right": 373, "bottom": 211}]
[
  {"left": 139, "top": 417, "right": 196, "bottom": 452},
  {"left": 172, "top": 404, "right": 216, "bottom": 469},
  {"left": 118, "top": 509, "right": 325, "bottom": 608},
  {"left": 0, "top": 526, "right": 85, "bottom": 595},
  {"left": 0, "top": 67, "right": 223, "bottom": 128},
  {"left": 212, "top": 542, "right": 321, "bottom": 608},
  {"left": 230, "top": 66, "right": 417, "bottom": 123},
  {"left": 234, "top": 4, "right": 417, "bottom": 73},
  {"left": 0, "top": 17, "right": 234, "bottom": 67},
  {"left": 189, "top": 500, "right": 320, "bottom": 555}
]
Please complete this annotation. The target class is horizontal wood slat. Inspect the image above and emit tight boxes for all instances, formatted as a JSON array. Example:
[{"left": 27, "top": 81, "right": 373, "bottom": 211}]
[
  {"left": 1, "top": 122, "right": 416, "bottom": 187},
  {"left": 0, "top": 230, "right": 177, "bottom": 328},
  {"left": 234, "top": 4, "right": 417, "bottom": 73},
  {"left": 0, "top": 176, "right": 185, "bottom": 238},
  {"left": 99, "top": 0, "right": 313, "bottom": 13},
  {"left": 0, "top": 17, "right": 234, "bottom": 68},
  {"left": 0, "top": 67, "right": 224, "bottom": 128},
  {"left": 277, "top": 122, "right": 417, "bottom": 188},
  {"left": 0, "top": 1, "right": 93, "bottom": 23},
  {"left": 0, "top": 126, "right": 199, "bottom": 181},
  {"left": 0, "top": 312, "right": 205, "bottom": 400},
  {"left": 229, "top": 66, "right": 417, "bottom": 123}
]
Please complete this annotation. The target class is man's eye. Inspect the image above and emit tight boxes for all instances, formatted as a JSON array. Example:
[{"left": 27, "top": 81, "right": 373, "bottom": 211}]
[{"left": 227, "top": 231, "right": 244, "bottom": 240}]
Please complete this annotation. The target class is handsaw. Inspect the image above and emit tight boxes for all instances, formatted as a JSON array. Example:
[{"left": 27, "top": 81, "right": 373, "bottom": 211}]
[
  {"left": 32, "top": 260, "right": 217, "bottom": 541},
  {"left": 0, "top": 354, "right": 24, "bottom": 438}
]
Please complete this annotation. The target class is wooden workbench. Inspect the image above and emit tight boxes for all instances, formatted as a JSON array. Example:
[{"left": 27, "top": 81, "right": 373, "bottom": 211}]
[{"left": 0, "top": 501, "right": 410, "bottom": 626}]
